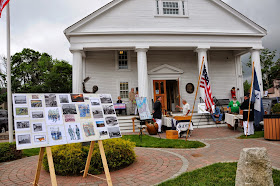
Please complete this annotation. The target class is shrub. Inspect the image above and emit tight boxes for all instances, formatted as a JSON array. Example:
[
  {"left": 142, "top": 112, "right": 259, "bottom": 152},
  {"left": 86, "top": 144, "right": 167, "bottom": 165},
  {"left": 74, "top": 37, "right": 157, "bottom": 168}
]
[
  {"left": 0, "top": 142, "right": 22, "bottom": 162},
  {"left": 272, "top": 103, "right": 280, "bottom": 114},
  {"left": 43, "top": 138, "right": 136, "bottom": 176}
]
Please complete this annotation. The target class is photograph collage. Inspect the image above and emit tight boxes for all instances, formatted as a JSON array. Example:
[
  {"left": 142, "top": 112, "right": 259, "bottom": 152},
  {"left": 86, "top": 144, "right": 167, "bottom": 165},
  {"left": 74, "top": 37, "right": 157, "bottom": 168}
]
[{"left": 13, "top": 93, "right": 122, "bottom": 150}]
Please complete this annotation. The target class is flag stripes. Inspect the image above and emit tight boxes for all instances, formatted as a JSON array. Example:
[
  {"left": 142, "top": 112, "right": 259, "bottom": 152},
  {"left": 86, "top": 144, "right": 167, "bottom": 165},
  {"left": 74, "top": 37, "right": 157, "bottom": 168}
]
[
  {"left": 199, "top": 65, "right": 214, "bottom": 112},
  {"left": 0, "top": 0, "right": 10, "bottom": 18}
]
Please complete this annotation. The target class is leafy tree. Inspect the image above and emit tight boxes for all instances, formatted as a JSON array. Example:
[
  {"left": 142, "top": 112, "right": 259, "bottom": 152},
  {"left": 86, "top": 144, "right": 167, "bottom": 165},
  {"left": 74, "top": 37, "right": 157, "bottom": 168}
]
[
  {"left": 243, "top": 80, "right": 251, "bottom": 95},
  {"left": 247, "top": 48, "right": 280, "bottom": 90},
  {"left": 2, "top": 48, "right": 72, "bottom": 94}
]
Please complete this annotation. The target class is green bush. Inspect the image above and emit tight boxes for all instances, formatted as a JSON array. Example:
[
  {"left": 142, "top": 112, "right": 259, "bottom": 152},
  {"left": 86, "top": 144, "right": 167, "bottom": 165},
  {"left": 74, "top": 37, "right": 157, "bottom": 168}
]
[
  {"left": 272, "top": 103, "right": 280, "bottom": 114},
  {"left": 0, "top": 142, "right": 22, "bottom": 162},
  {"left": 43, "top": 138, "right": 136, "bottom": 176}
]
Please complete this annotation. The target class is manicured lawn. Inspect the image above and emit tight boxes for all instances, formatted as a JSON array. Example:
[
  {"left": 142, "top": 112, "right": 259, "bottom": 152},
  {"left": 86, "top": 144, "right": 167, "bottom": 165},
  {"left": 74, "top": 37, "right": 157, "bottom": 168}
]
[
  {"left": 122, "top": 135, "right": 205, "bottom": 148},
  {"left": 22, "top": 148, "right": 40, "bottom": 157},
  {"left": 238, "top": 131, "right": 264, "bottom": 139},
  {"left": 158, "top": 162, "right": 280, "bottom": 186}
]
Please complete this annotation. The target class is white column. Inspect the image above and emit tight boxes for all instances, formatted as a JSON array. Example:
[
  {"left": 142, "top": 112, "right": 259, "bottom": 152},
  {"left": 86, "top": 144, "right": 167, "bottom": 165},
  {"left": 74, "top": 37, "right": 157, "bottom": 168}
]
[
  {"left": 72, "top": 51, "right": 83, "bottom": 93},
  {"left": 135, "top": 48, "right": 149, "bottom": 98},
  {"left": 251, "top": 49, "right": 263, "bottom": 97},
  {"left": 195, "top": 48, "right": 209, "bottom": 101},
  {"left": 235, "top": 55, "right": 244, "bottom": 101}
]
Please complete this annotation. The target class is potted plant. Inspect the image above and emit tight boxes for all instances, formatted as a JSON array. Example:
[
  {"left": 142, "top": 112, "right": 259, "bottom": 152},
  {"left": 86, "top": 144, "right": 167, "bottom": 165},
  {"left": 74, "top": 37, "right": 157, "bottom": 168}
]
[{"left": 264, "top": 103, "right": 280, "bottom": 141}]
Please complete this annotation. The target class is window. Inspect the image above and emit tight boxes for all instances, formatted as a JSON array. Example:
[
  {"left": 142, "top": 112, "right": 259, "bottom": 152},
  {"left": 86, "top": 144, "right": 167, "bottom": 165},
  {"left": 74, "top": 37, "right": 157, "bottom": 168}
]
[
  {"left": 120, "top": 82, "right": 129, "bottom": 99},
  {"left": 155, "top": 0, "right": 188, "bottom": 17},
  {"left": 115, "top": 50, "right": 131, "bottom": 71},
  {"left": 118, "top": 51, "right": 128, "bottom": 69}
]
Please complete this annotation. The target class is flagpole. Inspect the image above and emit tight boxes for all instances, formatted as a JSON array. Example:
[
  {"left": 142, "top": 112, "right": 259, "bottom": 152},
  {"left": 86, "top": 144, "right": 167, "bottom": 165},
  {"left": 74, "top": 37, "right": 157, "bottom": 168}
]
[
  {"left": 6, "top": 2, "right": 13, "bottom": 142},
  {"left": 186, "top": 56, "right": 204, "bottom": 141},
  {"left": 246, "top": 61, "right": 254, "bottom": 137}
]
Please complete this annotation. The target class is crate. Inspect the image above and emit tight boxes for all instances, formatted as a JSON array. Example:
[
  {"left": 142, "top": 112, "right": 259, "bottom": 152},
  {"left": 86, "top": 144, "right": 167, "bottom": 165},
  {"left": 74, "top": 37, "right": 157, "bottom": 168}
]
[{"left": 166, "top": 130, "right": 178, "bottom": 139}]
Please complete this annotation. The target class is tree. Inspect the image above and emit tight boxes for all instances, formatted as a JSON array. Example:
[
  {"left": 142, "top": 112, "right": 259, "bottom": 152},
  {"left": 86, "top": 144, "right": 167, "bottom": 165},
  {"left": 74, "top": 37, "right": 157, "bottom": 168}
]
[
  {"left": 247, "top": 48, "right": 280, "bottom": 90},
  {"left": 243, "top": 80, "right": 251, "bottom": 95},
  {"left": 3, "top": 48, "right": 72, "bottom": 94}
]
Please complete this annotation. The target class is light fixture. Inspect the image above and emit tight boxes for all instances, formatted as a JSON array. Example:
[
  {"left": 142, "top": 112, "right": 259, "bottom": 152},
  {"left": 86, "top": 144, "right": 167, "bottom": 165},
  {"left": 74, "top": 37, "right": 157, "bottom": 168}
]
[{"left": 119, "top": 51, "right": 124, "bottom": 55}]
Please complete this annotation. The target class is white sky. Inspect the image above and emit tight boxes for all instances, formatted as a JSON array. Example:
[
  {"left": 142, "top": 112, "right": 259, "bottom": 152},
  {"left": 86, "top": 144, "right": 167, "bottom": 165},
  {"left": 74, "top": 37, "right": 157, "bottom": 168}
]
[{"left": 0, "top": 0, "right": 279, "bottom": 65}]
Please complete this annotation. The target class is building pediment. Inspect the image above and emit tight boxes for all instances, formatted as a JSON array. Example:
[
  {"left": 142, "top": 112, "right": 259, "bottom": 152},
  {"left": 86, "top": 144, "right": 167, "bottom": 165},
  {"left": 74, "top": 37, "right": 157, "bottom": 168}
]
[{"left": 148, "top": 64, "right": 184, "bottom": 75}]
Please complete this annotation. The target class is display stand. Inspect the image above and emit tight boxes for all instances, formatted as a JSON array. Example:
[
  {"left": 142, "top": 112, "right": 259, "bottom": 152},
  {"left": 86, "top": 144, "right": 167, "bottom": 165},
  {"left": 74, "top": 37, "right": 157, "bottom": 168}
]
[
  {"left": 82, "top": 140, "right": 113, "bottom": 186},
  {"left": 33, "top": 147, "right": 57, "bottom": 186}
]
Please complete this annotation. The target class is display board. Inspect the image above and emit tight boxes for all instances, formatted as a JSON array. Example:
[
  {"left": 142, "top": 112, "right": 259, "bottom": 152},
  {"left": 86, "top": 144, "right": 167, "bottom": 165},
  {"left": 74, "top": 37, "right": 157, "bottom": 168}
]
[
  {"left": 12, "top": 93, "right": 122, "bottom": 150},
  {"left": 136, "top": 97, "right": 152, "bottom": 120}
]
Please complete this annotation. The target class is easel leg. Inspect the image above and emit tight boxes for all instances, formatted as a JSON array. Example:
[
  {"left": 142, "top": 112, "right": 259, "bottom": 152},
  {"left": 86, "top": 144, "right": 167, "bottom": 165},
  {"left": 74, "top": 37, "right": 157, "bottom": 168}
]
[
  {"left": 46, "top": 147, "right": 58, "bottom": 186},
  {"left": 83, "top": 141, "right": 95, "bottom": 178},
  {"left": 33, "top": 147, "right": 45, "bottom": 186},
  {"left": 98, "top": 140, "right": 113, "bottom": 186}
]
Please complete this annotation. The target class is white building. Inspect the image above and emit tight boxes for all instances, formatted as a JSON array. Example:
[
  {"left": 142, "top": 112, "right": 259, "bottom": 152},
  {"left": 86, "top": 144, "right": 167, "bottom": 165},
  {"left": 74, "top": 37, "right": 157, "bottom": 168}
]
[{"left": 64, "top": 0, "right": 266, "bottom": 112}]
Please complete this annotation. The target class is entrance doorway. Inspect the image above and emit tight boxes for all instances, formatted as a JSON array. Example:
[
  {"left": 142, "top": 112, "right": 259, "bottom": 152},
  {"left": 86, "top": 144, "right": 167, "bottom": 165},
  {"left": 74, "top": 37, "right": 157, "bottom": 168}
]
[{"left": 153, "top": 80, "right": 180, "bottom": 113}]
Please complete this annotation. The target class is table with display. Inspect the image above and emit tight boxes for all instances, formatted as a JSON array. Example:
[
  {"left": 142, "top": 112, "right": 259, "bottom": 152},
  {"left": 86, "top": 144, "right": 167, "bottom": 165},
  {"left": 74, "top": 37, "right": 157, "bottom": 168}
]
[
  {"left": 163, "top": 115, "right": 193, "bottom": 137},
  {"left": 225, "top": 113, "right": 243, "bottom": 130},
  {"left": 113, "top": 103, "right": 127, "bottom": 115}
]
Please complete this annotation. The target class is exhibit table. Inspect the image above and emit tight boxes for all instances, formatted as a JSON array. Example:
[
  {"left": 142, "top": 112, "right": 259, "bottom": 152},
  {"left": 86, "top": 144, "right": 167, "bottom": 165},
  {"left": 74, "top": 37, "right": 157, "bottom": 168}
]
[
  {"left": 162, "top": 116, "right": 193, "bottom": 136},
  {"left": 225, "top": 113, "right": 243, "bottom": 128}
]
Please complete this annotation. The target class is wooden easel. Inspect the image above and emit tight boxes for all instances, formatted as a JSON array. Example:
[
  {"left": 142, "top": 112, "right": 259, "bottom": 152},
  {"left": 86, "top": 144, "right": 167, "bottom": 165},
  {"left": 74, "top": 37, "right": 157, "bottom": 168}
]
[
  {"left": 83, "top": 140, "right": 113, "bottom": 186},
  {"left": 33, "top": 146, "right": 58, "bottom": 186}
]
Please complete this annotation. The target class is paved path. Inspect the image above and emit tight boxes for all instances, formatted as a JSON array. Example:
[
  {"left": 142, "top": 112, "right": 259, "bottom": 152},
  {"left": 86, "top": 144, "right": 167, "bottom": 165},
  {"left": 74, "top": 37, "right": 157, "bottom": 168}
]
[{"left": 0, "top": 127, "right": 280, "bottom": 186}]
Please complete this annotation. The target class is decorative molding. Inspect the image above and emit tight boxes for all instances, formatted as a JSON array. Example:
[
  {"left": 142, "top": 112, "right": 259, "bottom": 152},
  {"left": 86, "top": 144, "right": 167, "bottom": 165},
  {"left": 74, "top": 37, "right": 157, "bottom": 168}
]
[{"left": 148, "top": 64, "right": 184, "bottom": 75}]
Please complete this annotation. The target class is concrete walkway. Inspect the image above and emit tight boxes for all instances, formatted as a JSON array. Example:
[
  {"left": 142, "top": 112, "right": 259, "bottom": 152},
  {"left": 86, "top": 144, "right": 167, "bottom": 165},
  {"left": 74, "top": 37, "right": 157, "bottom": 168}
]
[{"left": 0, "top": 127, "right": 280, "bottom": 186}]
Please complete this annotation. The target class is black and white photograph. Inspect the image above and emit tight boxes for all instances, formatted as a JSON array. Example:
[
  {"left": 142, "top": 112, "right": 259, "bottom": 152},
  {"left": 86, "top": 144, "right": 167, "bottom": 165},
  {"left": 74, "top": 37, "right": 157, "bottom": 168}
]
[
  {"left": 92, "top": 107, "right": 104, "bottom": 119},
  {"left": 90, "top": 98, "right": 100, "bottom": 106},
  {"left": 15, "top": 120, "right": 30, "bottom": 131},
  {"left": 45, "top": 94, "right": 58, "bottom": 107},
  {"left": 13, "top": 95, "right": 27, "bottom": 104},
  {"left": 31, "top": 111, "right": 44, "bottom": 119},
  {"left": 33, "top": 134, "right": 47, "bottom": 143},
  {"left": 99, "top": 128, "right": 109, "bottom": 139},
  {"left": 100, "top": 94, "right": 112, "bottom": 104},
  {"left": 59, "top": 95, "right": 70, "bottom": 103},
  {"left": 17, "top": 134, "right": 31, "bottom": 145},
  {"left": 62, "top": 104, "right": 77, "bottom": 114},
  {"left": 32, "top": 122, "right": 46, "bottom": 133},
  {"left": 108, "top": 127, "right": 121, "bottom": 138},
  {"left": 102, "top": 105, "right": 116, "bottom": 115},
  {"left": 105, "top": 116, "right": 118, "bottom": 126}
]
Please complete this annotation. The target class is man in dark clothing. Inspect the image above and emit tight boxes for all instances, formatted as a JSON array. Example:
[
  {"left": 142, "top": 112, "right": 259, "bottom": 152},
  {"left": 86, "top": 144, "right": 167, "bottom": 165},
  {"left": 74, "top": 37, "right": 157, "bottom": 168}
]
[
  {"left": 153, "top": 96, "right": 162, "bottom": 133},
  {"left": 240, "top": 94, "right": 254, "bottom": 135}
]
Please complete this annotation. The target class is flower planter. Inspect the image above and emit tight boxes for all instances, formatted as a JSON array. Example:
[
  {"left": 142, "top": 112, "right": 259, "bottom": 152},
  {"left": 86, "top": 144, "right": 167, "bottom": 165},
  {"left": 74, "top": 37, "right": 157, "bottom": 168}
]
[{"left": 264, "top": 114, "right": 280, "bottom": 141}]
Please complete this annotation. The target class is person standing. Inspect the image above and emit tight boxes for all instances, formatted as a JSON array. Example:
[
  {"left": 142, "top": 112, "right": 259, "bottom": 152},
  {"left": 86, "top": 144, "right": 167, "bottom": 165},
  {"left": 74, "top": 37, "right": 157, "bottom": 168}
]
[
  {"left": 153, "top": 96, "right": 162, "bottom": 133},
  {"left": 228, "top": 96, "right": 240, "bottom": 114},
  {"left": 240, "top": 94, "right": 254, "bottom": 136},
  {"left": 128, "top": 88, "right": 136, "bottom": 115},
  {"left": 176, "top": 100, "right": 190, "bottom": 116}
]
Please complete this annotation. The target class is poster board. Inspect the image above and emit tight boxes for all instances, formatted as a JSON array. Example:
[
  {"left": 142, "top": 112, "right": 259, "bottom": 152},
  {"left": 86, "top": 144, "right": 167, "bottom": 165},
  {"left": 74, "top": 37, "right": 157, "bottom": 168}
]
[
  {"left": 197, "top": 103, "right": 214, "bottom": 114},
  {"left": 12, "top": 93, "right": 122, "bottom": 150},
  {"left": 135, "top": 97, "right": 152, "bottom": 120}
]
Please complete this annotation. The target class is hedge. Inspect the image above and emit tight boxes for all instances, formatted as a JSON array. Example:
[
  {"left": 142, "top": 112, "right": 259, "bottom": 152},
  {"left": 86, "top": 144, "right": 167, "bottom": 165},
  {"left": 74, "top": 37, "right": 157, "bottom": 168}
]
[
  {"left": 0, "top": 142, "right": 22, "bottom": 162},
  {"left": 43, "top": 138, "right": 136, "bottom": 176}
]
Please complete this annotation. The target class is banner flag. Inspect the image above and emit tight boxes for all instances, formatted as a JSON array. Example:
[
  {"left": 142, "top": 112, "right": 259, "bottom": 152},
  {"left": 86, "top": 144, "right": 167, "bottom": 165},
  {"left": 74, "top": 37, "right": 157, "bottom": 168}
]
[
  {"left": 0, "top": 0, "right": 10, "bottom": 18},
  {"left": 251, "top": 68, "right": 264, "bottom": 127},
  {"left": 199, "top": 64, "right": 215, "bottom": 112}
]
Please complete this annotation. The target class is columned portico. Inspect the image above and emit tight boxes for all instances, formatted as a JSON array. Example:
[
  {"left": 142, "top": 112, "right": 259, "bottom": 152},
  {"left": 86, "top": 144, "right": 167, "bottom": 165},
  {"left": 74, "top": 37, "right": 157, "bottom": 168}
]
[
  {"left": 251, "top": 49, "right": 263, "bottom": 96},
  {"left": 195, "top": 48, "right": 209, "bottom": 100},
  {"left": 135, "top": 48, "right": 149, "bottom": 97},
  {"left": 72, "top": 50, "right": 83, "bottom": 93}
]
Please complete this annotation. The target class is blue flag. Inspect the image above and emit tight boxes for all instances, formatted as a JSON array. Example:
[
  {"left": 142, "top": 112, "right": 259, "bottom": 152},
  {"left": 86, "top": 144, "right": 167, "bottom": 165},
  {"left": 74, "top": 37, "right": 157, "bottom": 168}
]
[{"left": 251, "top": 69, "right": 264, "bottom": 127}]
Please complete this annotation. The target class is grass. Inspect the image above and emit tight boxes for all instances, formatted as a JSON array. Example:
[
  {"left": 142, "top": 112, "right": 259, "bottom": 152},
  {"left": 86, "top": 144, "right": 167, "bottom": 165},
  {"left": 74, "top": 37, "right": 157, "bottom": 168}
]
[
  {"left": 238, "top": 131, "right": 264, "bottom": 139},
  {"left": 122, "top": 135, "right": 205, "bottom": 148},
  {"left": 158, "top": 162, "right": 280, "bottom": 186},
  {"left": 22, "top": 148, "right": 40, "bottom": 157}
]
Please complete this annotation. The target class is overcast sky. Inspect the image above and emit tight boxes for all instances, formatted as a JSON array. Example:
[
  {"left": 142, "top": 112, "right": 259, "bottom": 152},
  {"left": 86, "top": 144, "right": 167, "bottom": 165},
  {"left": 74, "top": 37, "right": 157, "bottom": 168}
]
[{"left": 0, "top": 0, "right": 279, "bottom": 65}]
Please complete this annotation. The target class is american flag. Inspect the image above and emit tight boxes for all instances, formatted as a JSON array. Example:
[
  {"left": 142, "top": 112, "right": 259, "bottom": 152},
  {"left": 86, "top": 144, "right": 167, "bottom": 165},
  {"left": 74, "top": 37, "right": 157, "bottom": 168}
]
[
  {"left": 199, "top": 64, "right": 215, "bottom": 112},
  {"left": 0, "top": 0, "right": 10, "bottom": 18}
]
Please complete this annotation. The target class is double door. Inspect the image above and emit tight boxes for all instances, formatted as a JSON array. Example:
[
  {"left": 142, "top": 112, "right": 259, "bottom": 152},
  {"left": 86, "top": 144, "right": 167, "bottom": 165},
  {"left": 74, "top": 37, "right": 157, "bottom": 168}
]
[{"left": 153, "top": 80, "right": 167, "bottom": 113}]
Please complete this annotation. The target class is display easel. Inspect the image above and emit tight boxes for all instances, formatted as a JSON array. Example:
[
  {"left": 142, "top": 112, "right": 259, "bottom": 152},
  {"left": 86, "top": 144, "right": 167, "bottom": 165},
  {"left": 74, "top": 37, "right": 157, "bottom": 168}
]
[
  {"left": 33, "top": 147, "right": 58, "bottom": 186},
  {"left": 82, "top": 140, "right": 113, "bottom": 186}
]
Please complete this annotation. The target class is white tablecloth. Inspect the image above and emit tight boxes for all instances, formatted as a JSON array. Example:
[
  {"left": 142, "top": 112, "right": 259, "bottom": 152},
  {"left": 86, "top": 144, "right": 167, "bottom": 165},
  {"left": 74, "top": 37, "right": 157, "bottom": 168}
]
[
  {"left": 162, "top": 116, "right": 193, "bottom": 133},
  {"left": 225, "top": 113, "right": 243, "bottom": 127}
]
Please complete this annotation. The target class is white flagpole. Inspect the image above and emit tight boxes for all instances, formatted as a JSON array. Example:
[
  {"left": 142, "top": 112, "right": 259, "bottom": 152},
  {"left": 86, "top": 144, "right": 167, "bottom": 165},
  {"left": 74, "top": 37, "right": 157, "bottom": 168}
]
[{"left": 6, "top": 2, "right": 13, "bottom": 143}]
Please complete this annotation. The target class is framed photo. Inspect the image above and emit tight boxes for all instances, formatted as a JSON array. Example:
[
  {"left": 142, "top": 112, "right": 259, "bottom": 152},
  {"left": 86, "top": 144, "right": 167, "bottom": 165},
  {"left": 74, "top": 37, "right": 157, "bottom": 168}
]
[
  {"left": 16, "top": 133, "right": 31, "bottom": 148},
  {"left": 92, "top": 107, "right": 104, "bottom": 119},
  {"left": 13, "top": 95, "right": 27, "bottom": 105},
  {"left": 45, "top": 107, "right": 63, "bottom": 125},
  {"left": 30, "top": 100, "right": 43, "bottom": 108},
  {"left": 58, "top": 94, "right": 70, "bottom": 104},
  {"left": 14, "top": 120, "right": 30, "bottom": 131},
  {"left": 30, "top": 110, "right": 44, "bottom": 119},
  {"left": 33, "top": 134, "right": 47, "bottom": 145},
  {"left": 71, "top": 94, "right": 84, "bottom": 102},
  {"left": 32, "top": 122, "right": 46, "bottom": 133},
  {"left": 45, "top": 94, "right": 58, "bottom": 107},
  {"left": 100, "top": 94, "right": 112, "bottom": 104},
  {"left": 65, "top": 123, "right": 83, "bottom": 143},
  {"left": 14, "top": 107, "right": 29, "bottom": 117}
]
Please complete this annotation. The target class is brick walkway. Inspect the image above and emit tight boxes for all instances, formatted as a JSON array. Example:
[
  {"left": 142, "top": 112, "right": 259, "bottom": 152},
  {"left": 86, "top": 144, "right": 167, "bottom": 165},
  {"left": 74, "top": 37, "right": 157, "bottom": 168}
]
[{"left": 1, "top": 126, "right": 280, "bottom": 186}]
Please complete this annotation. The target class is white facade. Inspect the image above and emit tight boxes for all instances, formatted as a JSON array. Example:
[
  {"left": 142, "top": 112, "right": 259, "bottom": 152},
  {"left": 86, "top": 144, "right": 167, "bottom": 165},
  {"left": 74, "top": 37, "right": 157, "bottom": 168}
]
[{"left": 64, "top": 0, "right": 266, "bottom": 111}]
